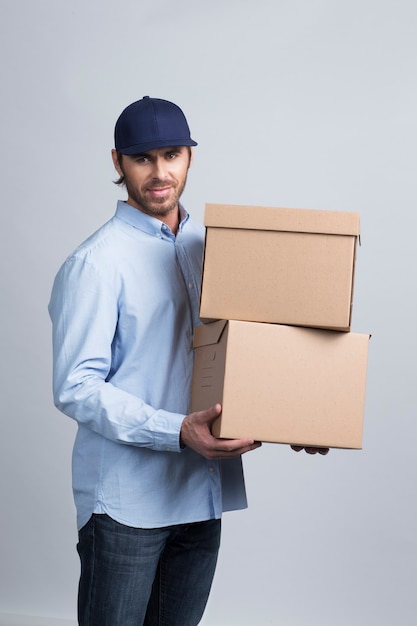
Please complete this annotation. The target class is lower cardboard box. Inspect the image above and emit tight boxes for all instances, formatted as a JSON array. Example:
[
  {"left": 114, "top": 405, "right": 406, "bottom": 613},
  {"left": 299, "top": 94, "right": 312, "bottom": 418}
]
[{"left": 190, "top": 320, "right": 370, "bottom": 449}]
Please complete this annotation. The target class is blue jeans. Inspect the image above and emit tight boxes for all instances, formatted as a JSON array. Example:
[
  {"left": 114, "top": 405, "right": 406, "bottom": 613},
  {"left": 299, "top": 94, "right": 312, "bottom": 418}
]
[{"left": 77, "top": 514, "right": 221, "bottom": 626}]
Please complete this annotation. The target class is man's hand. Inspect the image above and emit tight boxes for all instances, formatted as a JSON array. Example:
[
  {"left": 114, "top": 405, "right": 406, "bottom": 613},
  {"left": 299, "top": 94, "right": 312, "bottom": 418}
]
[
  {"left": 291, "top": 445, "right": 329, "bottom": 455},
  {"left": 181, "top": 404, "right": 262, "bottom": 460}
]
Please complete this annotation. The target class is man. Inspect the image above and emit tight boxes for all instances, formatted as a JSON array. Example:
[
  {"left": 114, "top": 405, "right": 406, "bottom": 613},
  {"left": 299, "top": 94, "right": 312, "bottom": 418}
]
[{"left": 48, "top": 96, "right": 262, "bottom": 626}]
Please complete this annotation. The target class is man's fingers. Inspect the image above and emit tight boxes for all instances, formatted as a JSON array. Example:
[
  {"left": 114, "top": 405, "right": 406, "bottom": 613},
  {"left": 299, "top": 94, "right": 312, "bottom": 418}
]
[
  {"left": 207, "top": 403, "right": 222, "bottom": 421},
  {"left": 196, "top": 403, "right": 222, "bottom": 425},
  {"left": 305, "top": 447, "right": 329, "bottom": 455},
  {"left": 215, "top": 438, "right": 261, "bottom": 453},
  {"left": 205, "top": 439, "right": 262, "bottom": 459},
  {"left": 291, "top": 445, "right": 330, "bottom": 455}
]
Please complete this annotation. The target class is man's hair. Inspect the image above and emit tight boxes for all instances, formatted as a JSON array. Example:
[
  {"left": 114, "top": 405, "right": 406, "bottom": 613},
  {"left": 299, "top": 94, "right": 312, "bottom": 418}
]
[
  {"left": 113, "top": 147, "right": 192, "bottom": 187},
  {"left": 114, "top": 151, "right": 125, "bottom": 187}
]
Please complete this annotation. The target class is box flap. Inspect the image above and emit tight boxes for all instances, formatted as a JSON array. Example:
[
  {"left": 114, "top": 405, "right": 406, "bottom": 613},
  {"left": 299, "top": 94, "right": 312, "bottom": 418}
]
[
  {"left": 193, "top": 320, "right": 228, "bottom": 348},
  {"left": 204, "top": 203, "right": 360, "bottom": 236}
]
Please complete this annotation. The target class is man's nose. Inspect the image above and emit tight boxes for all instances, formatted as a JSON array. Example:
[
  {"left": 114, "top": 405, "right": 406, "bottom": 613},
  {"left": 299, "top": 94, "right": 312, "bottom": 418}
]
[{"left": 151, "top": 157, "right": 169, "bottom": 180}]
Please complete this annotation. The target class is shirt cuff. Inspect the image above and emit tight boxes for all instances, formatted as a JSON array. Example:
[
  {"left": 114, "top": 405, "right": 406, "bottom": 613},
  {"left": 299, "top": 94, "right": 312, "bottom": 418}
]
[{"left": 151, "top": 411, "right": 186, "bottom": 453}]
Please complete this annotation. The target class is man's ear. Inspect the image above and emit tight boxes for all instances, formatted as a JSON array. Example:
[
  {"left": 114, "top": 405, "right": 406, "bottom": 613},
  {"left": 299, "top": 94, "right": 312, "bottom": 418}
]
[
  {"left": 111, "top": 149, "right": 123, "bottom": 177},
  {"left": 189, "top": 147, "right": 195, "bottom": 168}
]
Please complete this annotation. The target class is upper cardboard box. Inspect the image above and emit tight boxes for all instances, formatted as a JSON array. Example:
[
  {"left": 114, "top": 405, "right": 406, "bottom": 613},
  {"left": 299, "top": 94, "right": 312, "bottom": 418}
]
[
  {"left": 200, "top": 204, "right": 361, "bottom": 331},
  {"left": 191, "top": 320, "right": 370, "bottom": 449}
]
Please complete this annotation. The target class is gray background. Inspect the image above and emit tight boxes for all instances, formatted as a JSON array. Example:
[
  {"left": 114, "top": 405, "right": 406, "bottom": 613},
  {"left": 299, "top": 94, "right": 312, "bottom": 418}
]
[{"left": 1, "top": 1, "right": 416, "bottom": 624}]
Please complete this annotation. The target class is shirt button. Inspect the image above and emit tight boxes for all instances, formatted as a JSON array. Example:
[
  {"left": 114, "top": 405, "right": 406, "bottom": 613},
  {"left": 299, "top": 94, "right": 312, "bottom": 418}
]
[
  {"left": 188, "top": 282, "right": 194, "bottom": 289},
  {"left": 209, "top": 466, "right": 215, "bottom": 473},
  {"left": 156, "top": 232, "right": 162, "bottom": 238}
]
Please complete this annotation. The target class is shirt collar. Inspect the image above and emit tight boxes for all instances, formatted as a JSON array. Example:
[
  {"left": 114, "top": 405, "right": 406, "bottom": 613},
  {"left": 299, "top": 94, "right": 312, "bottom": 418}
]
[{"left": 115, "top": 200, "right": 189, "bottom": 236}]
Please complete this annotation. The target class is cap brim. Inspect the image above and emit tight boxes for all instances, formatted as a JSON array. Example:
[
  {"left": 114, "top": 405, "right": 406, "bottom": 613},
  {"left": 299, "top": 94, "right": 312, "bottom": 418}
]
[{"left": 118, "top": 138, "right": 197, "bottom": 155}]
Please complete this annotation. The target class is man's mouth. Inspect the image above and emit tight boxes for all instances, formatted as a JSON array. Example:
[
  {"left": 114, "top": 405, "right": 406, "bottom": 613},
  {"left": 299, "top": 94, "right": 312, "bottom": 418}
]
[{"left": 148, "top": 186, "right": 172, "bottom": 198}]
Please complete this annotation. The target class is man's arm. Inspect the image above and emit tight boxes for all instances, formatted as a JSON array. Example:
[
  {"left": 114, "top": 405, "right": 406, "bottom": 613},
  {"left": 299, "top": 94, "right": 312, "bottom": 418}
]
[{"left": 48, "top": 255, "right": 185, "bottom": 451}]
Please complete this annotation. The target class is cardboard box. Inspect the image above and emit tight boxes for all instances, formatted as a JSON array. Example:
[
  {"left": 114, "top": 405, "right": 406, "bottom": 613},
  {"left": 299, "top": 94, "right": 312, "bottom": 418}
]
[
  {"left": 199, "top": 204, "right": 360, "bottom": 331},
  {"left": 191, "top": 320, "right": 369, "bottom": 449}
]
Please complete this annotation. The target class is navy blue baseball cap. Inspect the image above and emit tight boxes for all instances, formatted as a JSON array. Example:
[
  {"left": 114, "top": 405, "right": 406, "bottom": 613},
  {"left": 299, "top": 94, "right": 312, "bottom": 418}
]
[{"left": 114, "top": 96, "right": 198, "bottom": 155}]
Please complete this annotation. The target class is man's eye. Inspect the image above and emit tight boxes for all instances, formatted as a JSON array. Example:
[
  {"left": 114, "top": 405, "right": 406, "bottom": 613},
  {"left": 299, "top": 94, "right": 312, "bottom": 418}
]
[{"left": 133, "top": 154, "right": 150, "bottom": 163}]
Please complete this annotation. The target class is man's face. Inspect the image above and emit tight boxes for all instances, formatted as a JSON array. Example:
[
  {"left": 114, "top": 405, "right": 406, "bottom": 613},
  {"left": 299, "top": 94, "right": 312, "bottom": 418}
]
[{"left": 112, "top": 146, "right": 192, "bottom": 221}]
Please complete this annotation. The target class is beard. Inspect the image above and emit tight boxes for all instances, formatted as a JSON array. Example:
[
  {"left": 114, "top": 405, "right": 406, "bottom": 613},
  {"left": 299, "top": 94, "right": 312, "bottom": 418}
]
[{"left": 124, "top": 173, "right": 188, "bottom": 219}]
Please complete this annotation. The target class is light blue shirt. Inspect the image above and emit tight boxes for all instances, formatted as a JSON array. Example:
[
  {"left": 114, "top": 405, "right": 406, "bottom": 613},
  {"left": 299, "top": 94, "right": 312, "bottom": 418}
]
[{"left": 49, "top": 201, "right": 247, "bottom": 530}]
